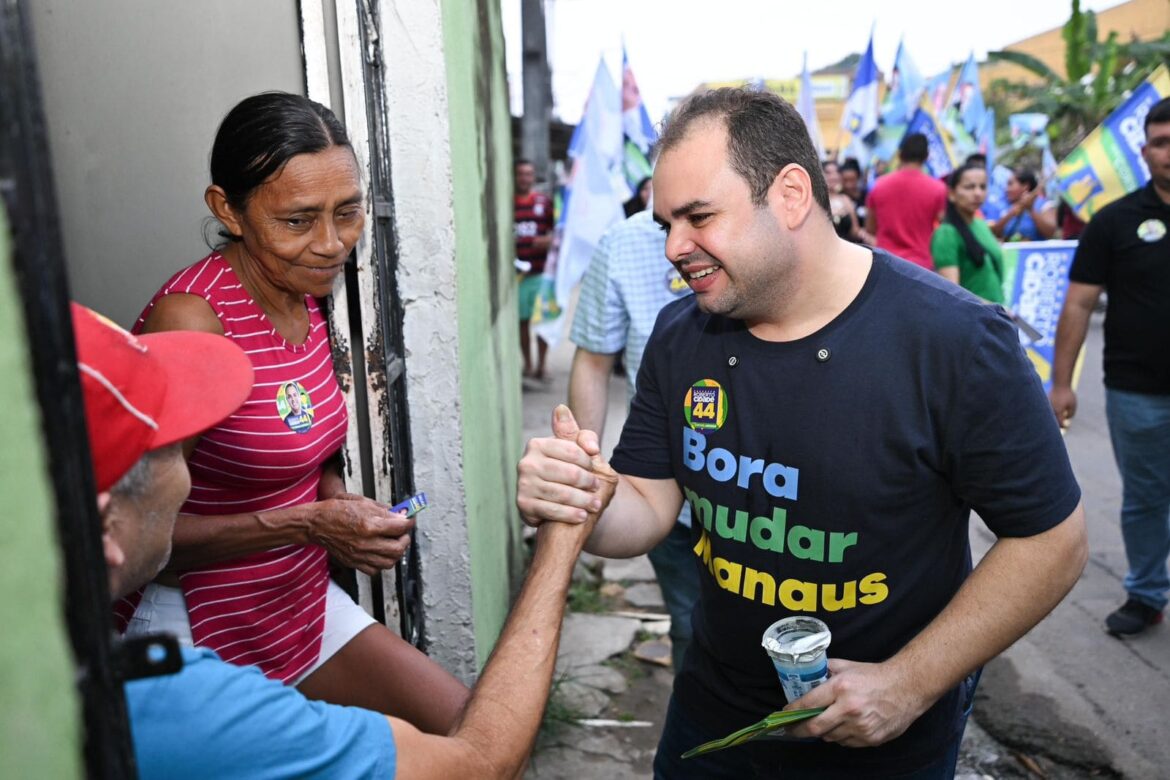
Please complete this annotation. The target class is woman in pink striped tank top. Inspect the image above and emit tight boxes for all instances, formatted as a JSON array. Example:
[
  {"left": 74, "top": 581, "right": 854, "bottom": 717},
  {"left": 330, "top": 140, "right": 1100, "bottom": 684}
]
[{"left": 123, "top": 93, "right": 468, "bottom": 734}]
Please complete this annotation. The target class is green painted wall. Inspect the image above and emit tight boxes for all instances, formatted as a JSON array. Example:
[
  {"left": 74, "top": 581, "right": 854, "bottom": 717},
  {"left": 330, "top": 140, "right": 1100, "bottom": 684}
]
[
  {"left": 0, "top": 210, "right": 82, "bottom": 776},
  {"left": 440, "top": 0, "right": 525, "bottom": 667}
]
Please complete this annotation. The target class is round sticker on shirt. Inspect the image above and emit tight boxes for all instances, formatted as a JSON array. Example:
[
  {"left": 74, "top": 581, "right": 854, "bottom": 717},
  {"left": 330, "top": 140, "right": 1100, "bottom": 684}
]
[
  {"left": 276, "top": 381, "right": 314, "bottom": 434},
  {"left": 1137, "top": 219, "right": 1166, "bottom": 243},
  {"left": 666, "top": 268, "right": 691, "bottom": 296},
  {"left": 684, "top": 379, "right": 728, "bottom": 431}
]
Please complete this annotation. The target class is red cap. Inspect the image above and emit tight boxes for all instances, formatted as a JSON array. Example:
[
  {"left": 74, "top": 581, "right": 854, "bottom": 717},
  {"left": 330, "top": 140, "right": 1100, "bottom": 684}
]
[{"left": 71, "top": 302, "right": 254, "bottom": 491}]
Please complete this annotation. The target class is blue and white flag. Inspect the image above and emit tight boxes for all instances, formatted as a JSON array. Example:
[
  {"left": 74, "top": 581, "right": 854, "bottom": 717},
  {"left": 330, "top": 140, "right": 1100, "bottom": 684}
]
[
  {"left": 880, "top": 39, "right": 924, "bottom": 124},
  {"left": 537, "top": 58, "right": 626, "bottom": 346},
  {"left": 621, "top": 45, "right": 658, "bottom": 155},
  {"left": 925, "top": 70, "right": 952, "bottom": 114},
  {"left": 977, "top": 107, "right": 997, "bottom": 170},
  {"left": 841, "top": 30, "right": 879, "bottom": 140},
  {"left": 797, "top": 52, "right": 825, "bottom": 159},
  {"left": 947, "top": 53, "right": 986, "bottom": 135},
  {"left": 983, "top": 164, "right": 1013, "bottom": 221},
  {"left": 904, "top": 97, "right": 956, "bottom": 178}
]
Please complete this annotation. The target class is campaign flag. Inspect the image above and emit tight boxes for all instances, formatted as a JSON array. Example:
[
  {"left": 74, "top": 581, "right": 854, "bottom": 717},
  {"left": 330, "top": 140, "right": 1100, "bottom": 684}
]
[
  {"left": 977, "top": 108, "right": 997, "bottom": 170},
  {"left": 797, "top": 52, "right": 825, "bottom": 159},
  {"left": 904, "top": 97, "right": 956, "bottom": 177},
  {"left": 1055, "top": 64, "right": 1170, "bottom": 221},
  {"left": 840, "top": 30, "right": 880, "bottom": 140},
  {"left": 946, "top": 53, "right": 986, "bottom": 135},
  {"left": 872, "top": 122, "right": 907, "bottom": 163},
  {"left": 1009, "top": 113, "right": 1050, "bottom": 150},
  {"left": 621, "top": 45, "right": 658, "bottom": 154},
  {"left": 983, "top": 163, "right": 1013, "bottom": 221},
  {"left": 940, "top": 105, "right": 977, "bottom": 162},
  {"left": 1041, "top": 145, "right": 1061, "bottom": 198},
  {"left": 535, "top": 58, "right": 626, "bottom": 346},
  {"left": 880, "top": 39, "right": 925, "bottom": 124},
  {"left": 925, "top": 70, "right": 952, "bottom": 114},
  {"left": 999, "top": 240, "right": 1078, "bottom": 393}
]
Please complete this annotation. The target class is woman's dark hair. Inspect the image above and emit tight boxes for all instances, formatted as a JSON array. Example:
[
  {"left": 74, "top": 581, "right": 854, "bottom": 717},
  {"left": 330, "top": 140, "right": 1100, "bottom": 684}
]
[
  {"left": 1014, "top": 167, "right": 1038, "bottom": 192},
  {"left": 623, "top": 176, "right": 652, "bottom": 217},
  {"left": 210, "top": 91, "right": 352, "bottom": 212},
  {"left": 944, "top": 163, "right": 990, "bottom": 268}
]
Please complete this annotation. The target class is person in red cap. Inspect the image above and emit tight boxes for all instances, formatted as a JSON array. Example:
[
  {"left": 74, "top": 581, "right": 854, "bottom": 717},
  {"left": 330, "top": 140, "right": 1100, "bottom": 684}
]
[
  {"left": 75, "top": 302, "right": 618, "bottom": 778},
  {"left": 74, "top": 302, "right": 253, "bottom": 598}
]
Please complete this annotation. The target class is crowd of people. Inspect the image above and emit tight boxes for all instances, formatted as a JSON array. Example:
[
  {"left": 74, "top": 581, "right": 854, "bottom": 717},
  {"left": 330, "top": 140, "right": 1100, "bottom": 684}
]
[{"left": 51, "top": 83, "right": 1167, "bottom": 778}]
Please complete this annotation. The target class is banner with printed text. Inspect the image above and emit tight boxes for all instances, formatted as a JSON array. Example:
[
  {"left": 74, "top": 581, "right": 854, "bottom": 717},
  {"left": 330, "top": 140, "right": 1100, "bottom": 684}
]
[
  {"left": 999, "top": 240, "right": 1078, "bottom": 393},
  {"left": 1056, "top": 65, "right": 1170, "bottom": 222}
]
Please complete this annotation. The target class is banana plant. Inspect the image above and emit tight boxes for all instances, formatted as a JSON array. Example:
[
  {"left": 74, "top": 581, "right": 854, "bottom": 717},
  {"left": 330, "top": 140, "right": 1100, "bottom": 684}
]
[{"left": 985, "top": 0, "right": 1170, "bottom": 158}]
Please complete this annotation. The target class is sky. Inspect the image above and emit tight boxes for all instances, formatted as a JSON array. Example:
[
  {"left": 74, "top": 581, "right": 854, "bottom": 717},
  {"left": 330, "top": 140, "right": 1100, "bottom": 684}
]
[{"left": 502, "top": 0, "right": 1128, "bottom": 125}]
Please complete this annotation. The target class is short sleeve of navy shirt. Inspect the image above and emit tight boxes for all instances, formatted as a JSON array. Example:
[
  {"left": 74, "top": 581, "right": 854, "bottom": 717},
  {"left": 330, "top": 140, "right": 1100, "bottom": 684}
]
[
  {"left": 611, "top": 251, "right": 1081, "bottom": 774},
  {"left": 126, "top": 647, "right": 396, "bottom": 779}
]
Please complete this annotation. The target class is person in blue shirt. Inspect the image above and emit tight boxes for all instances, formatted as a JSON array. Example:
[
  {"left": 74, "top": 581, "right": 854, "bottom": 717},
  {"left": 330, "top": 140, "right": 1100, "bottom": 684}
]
[
  {"left": 73, "top": 302, "right": 615, "bottom": 779},
  {"left": 991, "top": 167, "right": 1057, "bottom": 242}
]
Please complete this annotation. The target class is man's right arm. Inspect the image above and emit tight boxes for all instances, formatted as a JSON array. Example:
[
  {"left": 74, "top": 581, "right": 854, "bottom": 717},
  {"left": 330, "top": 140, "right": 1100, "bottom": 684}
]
[
  {"left": 392, "top": 512, "right": 601, "bottom": 780},
  {"left": 568, "top": 348, "right": 617, "bottom": 444},
  {"left": 1049, "top": 282, "right": 1103, "bottom": 425}
]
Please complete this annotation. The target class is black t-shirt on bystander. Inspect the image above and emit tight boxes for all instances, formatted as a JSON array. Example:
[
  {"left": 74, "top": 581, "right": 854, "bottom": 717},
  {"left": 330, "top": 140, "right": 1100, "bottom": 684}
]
[{"left": 1070, "top": 183, "right": 1170, "bottom": 395}]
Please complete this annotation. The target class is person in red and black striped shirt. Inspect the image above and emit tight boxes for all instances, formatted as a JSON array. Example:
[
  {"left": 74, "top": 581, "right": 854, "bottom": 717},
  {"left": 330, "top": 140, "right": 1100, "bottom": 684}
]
[{"left": 515, "top": 159, "right": 554, "bottom": 380}]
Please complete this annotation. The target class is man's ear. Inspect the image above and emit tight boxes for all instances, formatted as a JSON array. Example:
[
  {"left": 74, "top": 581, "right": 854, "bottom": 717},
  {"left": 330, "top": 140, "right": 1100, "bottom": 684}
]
[
  {"left": 769, "top": 164, "right": 816, "bottom": 229},
  {"left": 98, "top": 492, "right": 125, "bottom": 570},
  {"left": 204, "top": 185, "right": 244, "bottom": 240}
]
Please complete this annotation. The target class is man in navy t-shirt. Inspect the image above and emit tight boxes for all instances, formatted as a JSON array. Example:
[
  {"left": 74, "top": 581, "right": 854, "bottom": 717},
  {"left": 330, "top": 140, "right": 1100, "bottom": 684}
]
[{"left": 516, "top": 88, "right": 1087, "bottom": 778}]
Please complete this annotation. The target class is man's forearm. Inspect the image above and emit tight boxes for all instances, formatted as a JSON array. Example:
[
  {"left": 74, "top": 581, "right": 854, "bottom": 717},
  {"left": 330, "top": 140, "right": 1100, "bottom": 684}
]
[
  {"left": 585, "top": 475, "right": 681, "bottom": 558},
  {"left": 451, "top": 521, "right": 589, "bottom": 776},
  {"left": 567, "top": 349, "right": 617, "bottom": 444},
  {"left": 886, "top": 507, "right": 1087, "bottom": 711},
  {"left": 1051, "top": 286, "right": 1099, "bottom": 388},
  {"left": 391, "top": 520, "right": 591, "bottom": 780}
]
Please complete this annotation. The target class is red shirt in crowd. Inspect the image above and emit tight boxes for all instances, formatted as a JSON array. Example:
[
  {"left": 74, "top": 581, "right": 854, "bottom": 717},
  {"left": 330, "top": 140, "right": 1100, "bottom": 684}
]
[{"left": 866, "top": 167, "right": 947, "bottom": 270}]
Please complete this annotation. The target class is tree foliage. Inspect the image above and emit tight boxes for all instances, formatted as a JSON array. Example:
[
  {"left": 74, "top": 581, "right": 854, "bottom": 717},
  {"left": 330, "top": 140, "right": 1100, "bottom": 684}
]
[{"left": 986, "top": 0, "right": 1170, "bottom": 157}]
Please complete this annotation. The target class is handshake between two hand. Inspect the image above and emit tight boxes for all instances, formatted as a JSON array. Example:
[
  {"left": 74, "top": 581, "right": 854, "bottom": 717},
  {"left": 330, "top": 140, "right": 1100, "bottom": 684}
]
[{"left": 517, "top": 405, "right": 619, "bottom": 537}]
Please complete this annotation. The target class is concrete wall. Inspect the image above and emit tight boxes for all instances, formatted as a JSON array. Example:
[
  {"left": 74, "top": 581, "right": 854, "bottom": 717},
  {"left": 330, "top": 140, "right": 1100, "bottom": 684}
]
[
  {"left": 28, "top": 0, "right": 304, "bottom": 326},
  {"left": 440, "top": 0, "right": 525, "bottom": 668},
  {"left": 26, "top": 0, "right": 521, "bottom": 684},
  {"left": 0, "top": 211, "right": 81, "bottom": 777},
  {"left": 380, "top": 0, "right": 523, "bottom": 677}
]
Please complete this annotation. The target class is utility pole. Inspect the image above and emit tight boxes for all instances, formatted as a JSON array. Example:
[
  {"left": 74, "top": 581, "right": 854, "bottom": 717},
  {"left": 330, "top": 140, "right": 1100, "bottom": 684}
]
[{"left": 520, "top": 0, "right": 551, "bottom": 188}]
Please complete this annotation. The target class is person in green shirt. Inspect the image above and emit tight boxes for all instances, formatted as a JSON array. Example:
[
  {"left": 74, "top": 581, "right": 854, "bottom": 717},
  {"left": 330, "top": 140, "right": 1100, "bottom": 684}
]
[{"left": 932, "top": 162, "right": 1005, "bottom": 303}]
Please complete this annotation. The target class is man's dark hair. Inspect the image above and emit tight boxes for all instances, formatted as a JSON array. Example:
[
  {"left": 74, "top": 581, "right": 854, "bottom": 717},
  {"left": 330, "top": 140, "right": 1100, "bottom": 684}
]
[
  {"left": 515, "top": 158, "right": 534, "bottom": 168},
  {"left": 839, "top": 158, "right": 862, "bottom": 176},
  {"left": 1145, "top": 97, "right": 1170, "bottom": 133},
  {"left": 964, "top": 152, "right": 988, "bottom": 168},
  {"left": 899, "top": 133, "right": 929, "bottom": 164},
  {"left": 656, "top": 88, "right": 830, "bottom": 214}
]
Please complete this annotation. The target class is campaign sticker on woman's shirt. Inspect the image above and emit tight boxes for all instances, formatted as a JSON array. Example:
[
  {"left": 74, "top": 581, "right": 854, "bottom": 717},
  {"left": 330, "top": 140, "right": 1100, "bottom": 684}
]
[{"left": 276, "top": 380, "right": 314, "bottom": 434}]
